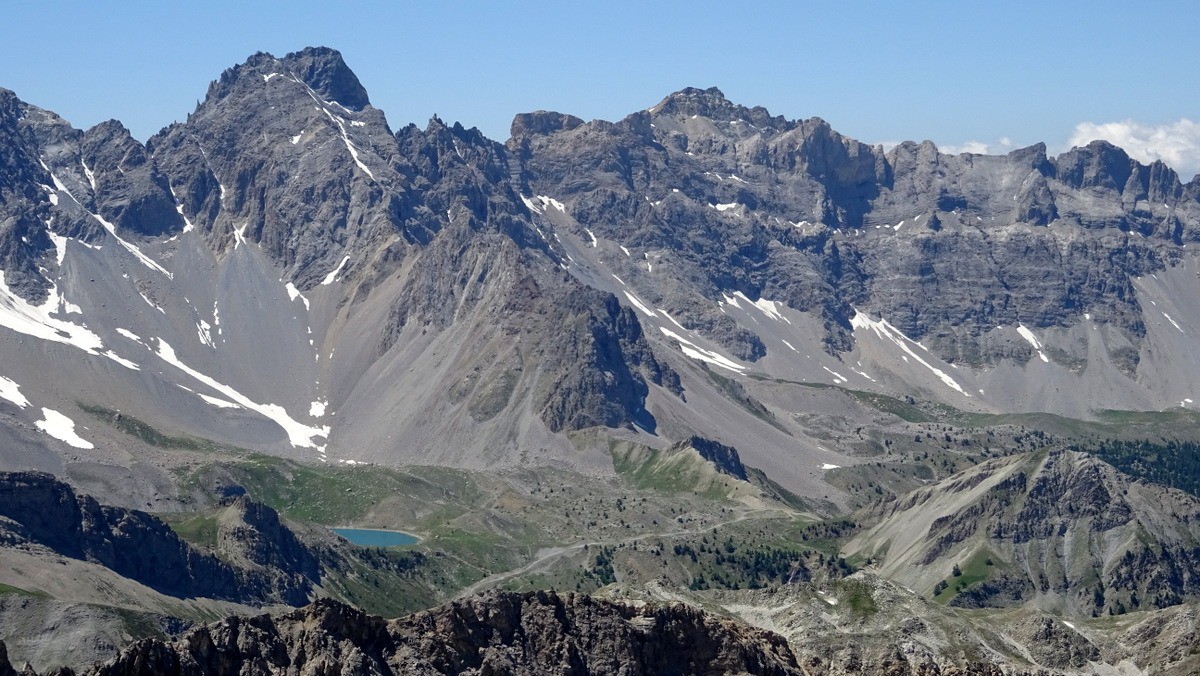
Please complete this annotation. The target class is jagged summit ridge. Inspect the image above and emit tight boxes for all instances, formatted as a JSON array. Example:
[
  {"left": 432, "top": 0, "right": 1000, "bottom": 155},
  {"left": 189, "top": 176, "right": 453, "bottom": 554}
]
[{"left": 205, "top": 46, "right": 371, "bottom": 112}]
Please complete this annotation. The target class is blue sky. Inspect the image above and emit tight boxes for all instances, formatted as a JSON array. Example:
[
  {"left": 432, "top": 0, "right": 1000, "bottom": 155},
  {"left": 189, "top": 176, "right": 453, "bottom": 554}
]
[{"left": 3, "top": 1, "right": 1198, "bottom": 175}]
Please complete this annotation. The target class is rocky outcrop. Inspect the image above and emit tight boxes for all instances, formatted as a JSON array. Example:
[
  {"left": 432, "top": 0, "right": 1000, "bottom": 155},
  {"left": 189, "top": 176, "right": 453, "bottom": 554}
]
[
  {"left": 215, "top": 495, "right": 321, "bottom": 584},
  {"left": 673, "top": 436, "right": 748, "bottom": 480}
]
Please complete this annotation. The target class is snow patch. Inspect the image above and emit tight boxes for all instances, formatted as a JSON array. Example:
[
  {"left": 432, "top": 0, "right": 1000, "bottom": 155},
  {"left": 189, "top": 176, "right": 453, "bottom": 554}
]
[
  {"left": 1016, "top": 325, "right": 1050, "bottom": 362},
  {"left": 233, "top": 223, "right": 248, "bottom": 248},
  {"left": 102, "top": 352, "right": 139, "bottom": 370},
  {"left": 732, "top": 291, "right": 791, "bottom": 324},
  {"left": 821, "top": 463, "right": 841, "bottom": 470},
  {"left": 623, "top": 291, "right": 657, "bottom": 317},
  {"left": 1163, "top": 312, "right": 1185, "bottom": 333},
  {"left": 47, "top": 171, "right": 172, "bottom": 277},
  {"left": 0, "top": 376, "right": 29, "bottom": 408},
  {"left": 321, "top": 256, "right": 350, "bottom": 285},
  {"left": 657, "top": 310, "right": 687, "bottom": 331},
  {"left": 659, "top": 327, "right": 745, "bottom": 373},
  {"left": 35, "top": 408, "right": 92, "bottom": 449},
  {"left": 137, "top": 290, "right": 166, "bottom": 314},
  {"left": 822, "top": 366, "right": 848, "bottom": 384},
  {"left": 175, "top": 203, "right": 194, "bottom": 233},
  {"left": 81, "top": 160, "right": 96, "bottom": 192},
  {"left": 0, "top": 270, "right": 106, "bottom": 356},
  {"left": 309, "top": 400, "right": 327, "bottom": 417},
  {"left": 320, "top": 108, "right": 375, "bottom": 180},
  {"left": 197, "top": 320, "right": 214, "bottom": 348},
  {"left": 620, "top": 245, "right": 631, "bottom": 257},
  {"left": 585, "top": 228, "right": 598, "bottom": 247},
  {"left": 851, "top": 310, "right": 970, "bottom": 397},
  {"left": 285, "top": 282, "right": 310, "bottom": 310},
  {"left": 198, "top": 393, "right": 240, "bottom": 409},
  {"left": 851, "top": 368, "right": 876, "bottom": 383},
  {"left": 155, "top": 338, "right": 329, "bottom": 449}
]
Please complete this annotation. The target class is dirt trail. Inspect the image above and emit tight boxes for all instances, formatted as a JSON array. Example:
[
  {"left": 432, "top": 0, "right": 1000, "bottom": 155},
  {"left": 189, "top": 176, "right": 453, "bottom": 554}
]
[{"left": 457, "top": 507, "right": 794, "bottom": 597}]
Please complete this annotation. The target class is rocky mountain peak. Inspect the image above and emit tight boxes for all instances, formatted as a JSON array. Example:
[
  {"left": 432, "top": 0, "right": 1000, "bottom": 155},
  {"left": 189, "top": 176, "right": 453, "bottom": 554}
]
[
  {"left": 509, "top": 110, "right": 585, "bottom": 138},
  {"left": 204, "top": 46, "right": 370, "bottom": 112},
  {"left": 281, "top": 46, "right": 371, "bottom": 111},
  {"left": 648, "top": 86, "right": 785, "bottom": 129},
  {"left": 1004, "top": 141, "right": 1052, "bottom": 171}
]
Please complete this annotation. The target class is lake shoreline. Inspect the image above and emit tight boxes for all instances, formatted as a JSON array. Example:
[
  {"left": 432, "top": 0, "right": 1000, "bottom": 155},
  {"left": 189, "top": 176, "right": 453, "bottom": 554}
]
[{"left": 330, "top": 527, "right": 421, "bottom": 547}]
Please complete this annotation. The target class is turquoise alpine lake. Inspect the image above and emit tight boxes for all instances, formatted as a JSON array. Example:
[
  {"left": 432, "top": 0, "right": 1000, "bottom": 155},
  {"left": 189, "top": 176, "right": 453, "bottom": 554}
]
[{"left": 331, "top": 528, "right": 420, "bottom": 547}]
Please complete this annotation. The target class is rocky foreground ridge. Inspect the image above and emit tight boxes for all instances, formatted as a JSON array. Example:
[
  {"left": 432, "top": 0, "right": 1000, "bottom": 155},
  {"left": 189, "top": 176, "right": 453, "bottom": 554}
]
[{"left": 0, "top": 590, "right": 1022, "bottom": 676}]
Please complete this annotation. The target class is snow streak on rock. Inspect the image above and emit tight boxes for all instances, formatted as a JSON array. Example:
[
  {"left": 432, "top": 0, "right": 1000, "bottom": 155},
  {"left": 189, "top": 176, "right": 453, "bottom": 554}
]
[{"left": 851, "top": 310, "right": 970, "bottom": 397}]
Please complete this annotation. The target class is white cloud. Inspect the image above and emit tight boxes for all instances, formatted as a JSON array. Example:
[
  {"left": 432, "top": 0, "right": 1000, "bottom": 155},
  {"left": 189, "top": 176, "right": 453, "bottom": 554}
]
[
  {"left": 940, "top": 140, "right": 990, "bottom": 155},
  {"left": 1068, "top": 118, "right": 1200, "bottom": 179},
  {"left": 938, "top": 137, "right": 1016, "bottom": 156}
]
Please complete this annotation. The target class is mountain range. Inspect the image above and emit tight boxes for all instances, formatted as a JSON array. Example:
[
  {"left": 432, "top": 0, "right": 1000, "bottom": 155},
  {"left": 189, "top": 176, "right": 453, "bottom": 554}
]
[{"left": 3, "top": 46, "right": 1200, "bottom": 674}]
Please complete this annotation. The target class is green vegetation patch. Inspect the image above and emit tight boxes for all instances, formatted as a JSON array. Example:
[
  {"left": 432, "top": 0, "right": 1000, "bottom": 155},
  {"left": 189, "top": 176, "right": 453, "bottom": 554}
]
[
  {"left": 78, "top": 403, "right": 211, "bottom": 450},
  {"left": 217, "top": 455, "right": 407, "bottom": 524},
  {"left": 0, "top": 583, "right": 50, "bottom": 599},
  {"left": 836, "top": 578, "right": 878, "bottom": 617},
  {"left": 610, "top": 442, "right": 738, "bottom": 499},
  {"left": 933, "top": 548, "right": 999, "bottom": 603},
  {"left": 160, "top": 511, "right": 220, "bottom": 549},
  {"left": 846, "top": 390, "right": 933, "bottom": 423}
]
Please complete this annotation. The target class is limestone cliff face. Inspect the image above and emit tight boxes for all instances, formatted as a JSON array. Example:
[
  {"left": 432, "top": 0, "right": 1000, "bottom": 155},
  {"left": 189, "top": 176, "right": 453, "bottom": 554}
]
[{"left": 510, "top": 86, "right": 1197, "bottom": 364}]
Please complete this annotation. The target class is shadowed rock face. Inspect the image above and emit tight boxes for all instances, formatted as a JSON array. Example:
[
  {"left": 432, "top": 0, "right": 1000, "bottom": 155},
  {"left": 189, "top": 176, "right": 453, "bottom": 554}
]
[
  {"left": 674, "top": 436, "right": 748, "bottom": 480},
  {"left": 0, "top": 472, "right": 317, "bottom": 605},
  {"left": 0, "top": 591, "right": 804, "bottom": 676}
]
